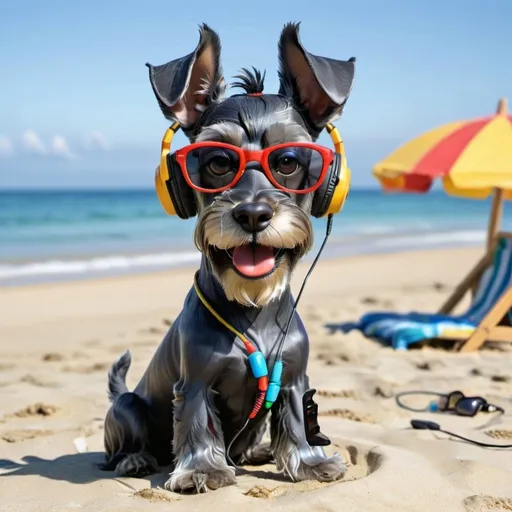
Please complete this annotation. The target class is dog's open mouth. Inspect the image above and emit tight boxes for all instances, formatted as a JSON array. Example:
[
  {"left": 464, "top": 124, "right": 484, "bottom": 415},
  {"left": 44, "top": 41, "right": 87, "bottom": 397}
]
[
  {"left": 232, "top": 244, "right": 276, "bottom": 278},
  {"left": 209, "top": 244, "right": 291, "bottom": 279}
]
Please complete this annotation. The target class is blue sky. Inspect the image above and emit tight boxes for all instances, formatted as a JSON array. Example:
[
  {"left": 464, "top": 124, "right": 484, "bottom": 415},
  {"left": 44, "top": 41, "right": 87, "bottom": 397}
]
[{"left": 1, "top": 0, "right": 511, "bottom": 189}]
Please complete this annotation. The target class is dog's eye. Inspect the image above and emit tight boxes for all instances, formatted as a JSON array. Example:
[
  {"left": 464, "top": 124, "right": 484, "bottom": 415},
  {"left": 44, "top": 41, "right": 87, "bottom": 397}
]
[
  {"left": 207, "top": 156, "right": 232, "bottom": 176},
  {"left": 274, "top": 154, "right": 299, "bottom": 176}
]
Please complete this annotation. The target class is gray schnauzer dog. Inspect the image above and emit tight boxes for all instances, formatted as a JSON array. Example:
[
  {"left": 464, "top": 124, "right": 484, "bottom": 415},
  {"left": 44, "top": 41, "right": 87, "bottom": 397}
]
[{"left": 100, "top": 22, "right": 355, "bottom": 493}]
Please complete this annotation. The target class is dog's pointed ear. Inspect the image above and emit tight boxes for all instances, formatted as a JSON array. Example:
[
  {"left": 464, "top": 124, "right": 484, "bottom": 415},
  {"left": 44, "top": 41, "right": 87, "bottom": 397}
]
[
  {"left": 278, "top": 22, "right": 355, "bottom": 132},
  {"left": 146, "top": 24, "right": 226, "bottom": 128}
]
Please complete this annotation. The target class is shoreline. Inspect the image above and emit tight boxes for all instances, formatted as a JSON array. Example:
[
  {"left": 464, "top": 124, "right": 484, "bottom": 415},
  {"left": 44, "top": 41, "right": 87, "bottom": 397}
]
[
  {"left": 0, "top": 243, "right": 485, "bottom": 291},
  {"left": 0, "top": 231, "right": 486, "bottom": 288}
]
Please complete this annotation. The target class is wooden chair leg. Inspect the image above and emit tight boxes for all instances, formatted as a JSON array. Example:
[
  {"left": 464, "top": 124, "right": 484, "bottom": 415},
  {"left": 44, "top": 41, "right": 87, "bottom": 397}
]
[
  {"left": 457, "top": 327, "right": 489, "bottom": 353},
  {"left": 458, "top": 287, "right": 512, "bottom": 352}
]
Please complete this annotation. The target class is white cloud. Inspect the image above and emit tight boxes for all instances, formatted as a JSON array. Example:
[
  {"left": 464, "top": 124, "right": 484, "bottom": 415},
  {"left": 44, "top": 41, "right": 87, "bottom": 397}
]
[
  {"left": 16, "top": 129, "right": 109, "bottom": 161},
  {"left": 50, "top": 135, "right": 77, "bottom": 160},
  {"left": 22, "top": 129, "right": 47, "bottom": 155},
  {"left": 84, "top": 131, "right": 111, "bottom": 151},
  {"left": 0, "top": 135, "right": 13, "bottom": 156}
]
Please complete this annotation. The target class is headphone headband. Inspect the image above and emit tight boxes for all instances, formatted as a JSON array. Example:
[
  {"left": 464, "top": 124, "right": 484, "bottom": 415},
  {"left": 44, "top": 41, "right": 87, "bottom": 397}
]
[{"left": 159, "top": 122, "right": 180, "bottom": 181}]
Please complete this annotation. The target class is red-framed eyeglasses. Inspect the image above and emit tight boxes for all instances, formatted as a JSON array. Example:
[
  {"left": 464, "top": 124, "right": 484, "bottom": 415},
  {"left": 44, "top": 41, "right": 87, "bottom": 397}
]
[{"left": 173, "top": 141, "right": 334, "bottom": 194}]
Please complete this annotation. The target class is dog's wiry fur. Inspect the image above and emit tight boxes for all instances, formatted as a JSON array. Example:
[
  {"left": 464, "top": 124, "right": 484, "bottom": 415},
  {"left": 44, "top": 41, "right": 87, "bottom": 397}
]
[
  {"left": 194, "top": 185, "right": 311, "bottom": 307},
  {"left": 101, "top": 22, "right": 355, "bottom": 493}
]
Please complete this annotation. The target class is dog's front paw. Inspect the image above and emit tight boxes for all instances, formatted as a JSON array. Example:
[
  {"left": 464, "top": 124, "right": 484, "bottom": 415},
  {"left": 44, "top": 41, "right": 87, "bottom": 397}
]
[
  {"left": 164, "top": 467, "right": 236, "bottom": 493},
  {"left": 297, "top": 453, "right": 346, "bottom": 483}
]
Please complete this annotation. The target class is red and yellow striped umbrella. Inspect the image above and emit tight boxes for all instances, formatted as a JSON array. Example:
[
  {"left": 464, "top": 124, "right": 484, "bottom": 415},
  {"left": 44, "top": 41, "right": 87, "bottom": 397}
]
[{"left": 373, "top": 98, "right": 512, "bottom": 200}]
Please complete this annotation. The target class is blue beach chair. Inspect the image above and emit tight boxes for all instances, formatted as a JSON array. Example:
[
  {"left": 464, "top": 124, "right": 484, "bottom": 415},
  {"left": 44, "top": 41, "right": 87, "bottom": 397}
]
[{"left": 328, "top": 234, "right": 512, "bottom": 351}]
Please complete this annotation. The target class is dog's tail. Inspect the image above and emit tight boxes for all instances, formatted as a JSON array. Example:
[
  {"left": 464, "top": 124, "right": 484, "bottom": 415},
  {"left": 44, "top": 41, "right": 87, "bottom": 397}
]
[{"left": 107, "top": 350, "right": 131, "bottom": 402}]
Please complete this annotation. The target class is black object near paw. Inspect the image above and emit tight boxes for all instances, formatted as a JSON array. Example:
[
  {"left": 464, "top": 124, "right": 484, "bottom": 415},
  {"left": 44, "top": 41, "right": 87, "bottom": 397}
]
[{"left": 303, "top": 389, "right": 331, "bottom": 446}]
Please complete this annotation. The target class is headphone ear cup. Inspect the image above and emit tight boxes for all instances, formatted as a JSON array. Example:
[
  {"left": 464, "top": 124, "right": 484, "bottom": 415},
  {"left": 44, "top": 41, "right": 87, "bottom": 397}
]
[
  {"left": 325, "top": 164, "right": 351, "bottom": 216},
  {"left": 311, "top": 153, "right": 344, "bottom": 218},
  {"left": 165, "top": 153, "right": 197, "bottom": 219},
  {"left": 155, "top": 169, "right": 177, "bottom": 216}
]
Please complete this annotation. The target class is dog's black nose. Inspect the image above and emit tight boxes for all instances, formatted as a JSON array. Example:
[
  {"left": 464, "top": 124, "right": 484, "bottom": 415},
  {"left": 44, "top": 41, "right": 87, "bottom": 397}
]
[{"left": 233, "top": 202, "right": 274, "bottom": 233}]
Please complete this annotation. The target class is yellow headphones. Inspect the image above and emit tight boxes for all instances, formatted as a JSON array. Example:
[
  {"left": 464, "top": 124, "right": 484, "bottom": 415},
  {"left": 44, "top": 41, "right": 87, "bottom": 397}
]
[{"left": 154, "top": 122, "right": 351, "bottom": 219}]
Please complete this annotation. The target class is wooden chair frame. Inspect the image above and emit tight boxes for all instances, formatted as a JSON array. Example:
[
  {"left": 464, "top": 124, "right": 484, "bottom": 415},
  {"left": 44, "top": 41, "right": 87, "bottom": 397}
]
[{"left": 435, "top": 231, "right": 512, "bottom": 352}]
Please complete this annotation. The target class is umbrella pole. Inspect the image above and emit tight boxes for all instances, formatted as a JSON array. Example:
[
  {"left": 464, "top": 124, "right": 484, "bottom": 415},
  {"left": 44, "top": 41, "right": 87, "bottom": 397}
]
[
  {"left": 486, "top": 187, "right": 503, "bottom": 251},
  {"left": 486, "top": 99, "right": 509, "bottom": 250}
]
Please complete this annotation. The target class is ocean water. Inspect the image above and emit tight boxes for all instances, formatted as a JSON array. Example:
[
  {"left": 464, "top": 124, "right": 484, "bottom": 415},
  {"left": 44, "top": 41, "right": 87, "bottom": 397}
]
[{"left": 1, "top": 189, "right": 509, "bottom": 286}]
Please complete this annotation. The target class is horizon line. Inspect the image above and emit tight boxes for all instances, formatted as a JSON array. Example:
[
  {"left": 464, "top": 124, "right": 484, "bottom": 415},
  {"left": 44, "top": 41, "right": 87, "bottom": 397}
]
[{"left": 0, "top": 185, "right": 394, "bottom": 193}]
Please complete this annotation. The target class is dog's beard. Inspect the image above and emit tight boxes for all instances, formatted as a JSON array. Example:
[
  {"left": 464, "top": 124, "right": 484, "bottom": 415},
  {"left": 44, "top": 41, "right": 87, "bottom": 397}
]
[{"left": 194, "top": 193, "right": 313, "bottom": 308}]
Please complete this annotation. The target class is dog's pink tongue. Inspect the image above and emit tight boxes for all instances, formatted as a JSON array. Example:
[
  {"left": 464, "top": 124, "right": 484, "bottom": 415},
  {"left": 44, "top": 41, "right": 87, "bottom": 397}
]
[{"left": 232, "top": 245, "right": 275, "bottom": 277}]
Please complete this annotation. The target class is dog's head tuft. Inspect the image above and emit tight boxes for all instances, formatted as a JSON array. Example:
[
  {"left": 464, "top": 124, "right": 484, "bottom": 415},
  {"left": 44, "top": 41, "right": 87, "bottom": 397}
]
[
  {"left": 231, "top": 67, "right": 266, "bottom": 96},
  {"left": 147, "top": 23, "right": 355, "bottom": 308}
]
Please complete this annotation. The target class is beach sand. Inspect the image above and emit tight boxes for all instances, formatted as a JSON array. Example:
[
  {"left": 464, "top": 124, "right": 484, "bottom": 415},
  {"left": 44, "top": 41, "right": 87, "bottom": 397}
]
[{"left": 1, "top": 246, "right": 511, "bottom": 512}]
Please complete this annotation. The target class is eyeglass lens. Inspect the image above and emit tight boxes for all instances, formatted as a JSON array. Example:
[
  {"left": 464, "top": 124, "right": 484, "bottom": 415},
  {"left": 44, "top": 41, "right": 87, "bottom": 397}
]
[{"left": 184, "top": 145, "right": 326, "bottom": 192}]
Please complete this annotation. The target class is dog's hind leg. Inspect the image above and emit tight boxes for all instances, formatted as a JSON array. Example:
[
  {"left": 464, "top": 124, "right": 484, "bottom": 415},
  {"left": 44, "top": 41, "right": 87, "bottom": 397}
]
[
  {"left": 100, "top": 351, "right": 158, "bottom": 477},
  {"left": 270, "top": 375, "right": 346, "bottom": 483},
  {"left": 164, "top": 382, "right": 236, "bottom": 493},
  {"left": 237, "top": 417, "right": 273, "bottom": 466}
]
